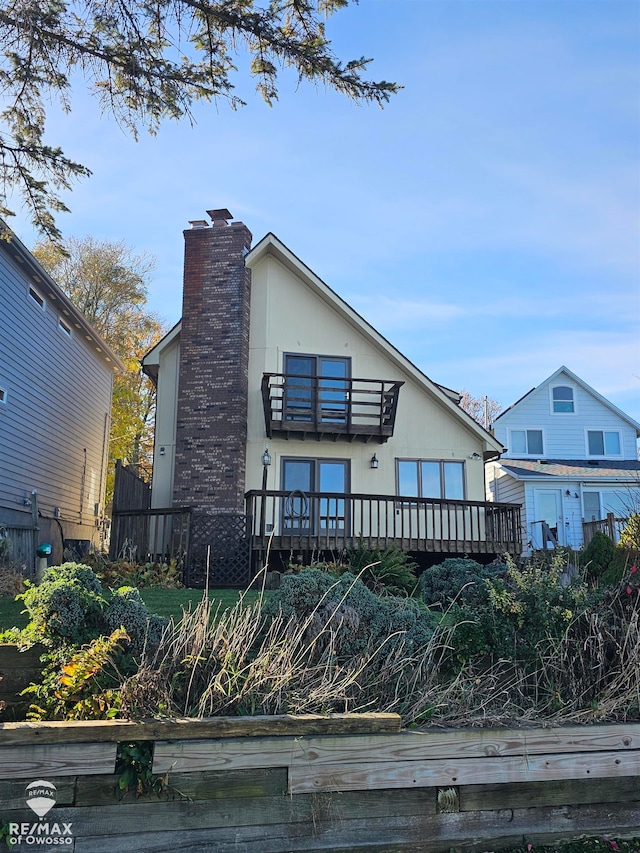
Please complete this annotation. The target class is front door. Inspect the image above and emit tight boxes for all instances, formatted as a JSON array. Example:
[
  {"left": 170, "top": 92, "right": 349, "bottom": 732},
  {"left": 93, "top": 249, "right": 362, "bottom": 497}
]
[
  {"left": 532, "top": 489, "right": 563, "bottom": 548},
  {"left": 282, "top": 458, "right": 349, "bottom": 534}
]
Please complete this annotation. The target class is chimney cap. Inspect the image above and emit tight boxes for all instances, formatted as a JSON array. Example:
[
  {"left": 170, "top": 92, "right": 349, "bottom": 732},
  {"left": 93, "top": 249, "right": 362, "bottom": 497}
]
[
  {"left": 207, "top": 208, "right": 233, "bottom": 226},
  {"left": 188, "top": 220, "right": 210, "bottom": 229}
]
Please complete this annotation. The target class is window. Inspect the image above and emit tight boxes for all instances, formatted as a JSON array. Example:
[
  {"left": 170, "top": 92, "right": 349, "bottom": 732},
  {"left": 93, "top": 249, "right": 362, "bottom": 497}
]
[
  {"left": 58, "top": 318, "right": 71, "bottom": 336},
  {"left": 397, "top": 459, "right": 465, "bottom": 500},
  {"left": 28, "top": 286, "right": 45, "bottom": 309},
  {"left": 0, "top": 387, "right": 5, "bottom": 404},
  {"left": 510, "top": 429, "right": 543, "bottom": 455},
  {"left": 552, "top": 385, "right": 574, "bottom": 413},
  {"left": 583, "top": 492, "right": 601, "bottom": 521},
  {"left": 587, "top": 430, "right": 621, "bottom": 456}
]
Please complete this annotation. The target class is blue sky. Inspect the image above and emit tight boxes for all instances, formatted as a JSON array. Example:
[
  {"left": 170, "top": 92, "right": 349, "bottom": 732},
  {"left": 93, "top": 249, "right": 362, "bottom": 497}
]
[{"left": 10, "top": 0, "right": 640, "bottom": 422}]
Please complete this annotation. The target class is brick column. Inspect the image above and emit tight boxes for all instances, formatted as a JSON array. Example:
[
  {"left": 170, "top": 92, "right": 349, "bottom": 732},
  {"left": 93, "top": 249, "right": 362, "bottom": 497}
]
[{"left": 173, "top": 213, "right": 253, "bottom": 516}]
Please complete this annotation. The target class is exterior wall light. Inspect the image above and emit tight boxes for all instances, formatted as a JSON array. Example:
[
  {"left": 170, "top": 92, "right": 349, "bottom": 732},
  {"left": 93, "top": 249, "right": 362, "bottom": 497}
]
[
  {"left": 261, "top": 446, "right": 272, "bottom": 490},
  {"left": 469, "top": 452, "right": 481, "bottom": 460},
  {"left": 370, "top": 453, "right": 379, "bottom": 469}
]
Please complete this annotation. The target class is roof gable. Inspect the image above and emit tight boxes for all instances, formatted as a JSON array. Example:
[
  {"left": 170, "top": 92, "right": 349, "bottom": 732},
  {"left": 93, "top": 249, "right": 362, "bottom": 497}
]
[
  {"left": 246, "top": 232, "right": 503, "bottom": 455},
  {"left": 493, "top": 365, "right": 640, "bottom": 436}
]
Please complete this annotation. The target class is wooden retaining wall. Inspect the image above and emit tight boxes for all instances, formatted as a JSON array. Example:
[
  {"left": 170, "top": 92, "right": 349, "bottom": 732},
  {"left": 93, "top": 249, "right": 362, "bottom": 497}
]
[{"left": 1, "top": 715, "right": 640, "bottom": 852}]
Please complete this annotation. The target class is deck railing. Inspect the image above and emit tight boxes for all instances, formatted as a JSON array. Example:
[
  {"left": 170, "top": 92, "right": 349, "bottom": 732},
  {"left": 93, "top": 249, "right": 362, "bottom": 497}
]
[
  {"left": 261, "top": 374, "right": 403, "bottom": 442},
  {"left": 245, "top": 490, "right": 522, "bottom": 555}
]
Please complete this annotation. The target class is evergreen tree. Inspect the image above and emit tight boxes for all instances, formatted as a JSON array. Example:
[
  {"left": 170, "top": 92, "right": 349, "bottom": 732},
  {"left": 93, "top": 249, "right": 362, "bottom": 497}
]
[{"left": 0, "top": 0, "right": 399, "bottom": 240}]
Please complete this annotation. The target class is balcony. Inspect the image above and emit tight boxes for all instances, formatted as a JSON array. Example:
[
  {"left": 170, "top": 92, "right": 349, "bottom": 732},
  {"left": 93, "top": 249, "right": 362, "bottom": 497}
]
[
  {"left": 261, "top": 373, "right": 403, "bottom": 443},
  {"left": 245, "top": 490, "right": 522, "bottom": 556}
]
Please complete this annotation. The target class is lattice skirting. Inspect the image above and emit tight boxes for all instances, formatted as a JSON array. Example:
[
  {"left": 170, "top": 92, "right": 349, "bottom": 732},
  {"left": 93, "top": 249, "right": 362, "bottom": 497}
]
[{"left": 186, "top": 512, "right": 251, "bottom": 587}]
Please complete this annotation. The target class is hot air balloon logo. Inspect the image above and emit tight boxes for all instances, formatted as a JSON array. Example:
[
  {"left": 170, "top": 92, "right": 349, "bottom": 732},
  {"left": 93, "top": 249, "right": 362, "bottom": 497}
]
[{"left": 25, "top": 780, "right": 57, "bottom": 817}]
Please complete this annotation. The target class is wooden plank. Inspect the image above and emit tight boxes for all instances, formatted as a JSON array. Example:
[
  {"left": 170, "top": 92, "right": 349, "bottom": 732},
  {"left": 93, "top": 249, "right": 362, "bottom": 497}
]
[
  {"left": 38, "top": 791, "right": 430, "bottom": 838},
  {"left": 289, "top": 724, "right": 640, "bottom": 764},
  {"left": 0, "top": 742, "right": 116, "bottom": 778},
  {"left": 0, "top": 645, "right": 43, "bottom": 706},
  {"left": 0, "top": 775, "right": 75, "bottom": 809},
  {"left": 68, "top": 789, "right": 438, "bottom": 835},
  {"left": 75, "top": 768, "right": 288, "bottom": 806},
  {"left": 151, "top": 723, "right": 640, "bottom": 775},
  {"left": 0, "top": 712, "right": 401, "bottom": 745},
  {"left": 460, "top": 775, "right": 640, "bottom": 811},
  {"left": 288, "top": 748, "right": 640, "bottom": 794},
  {"left": 71, "top": 802, "right": 640, "bottom": 853},
  {"left": 153, "top": 735, "right": 302, "bottom": 774}
]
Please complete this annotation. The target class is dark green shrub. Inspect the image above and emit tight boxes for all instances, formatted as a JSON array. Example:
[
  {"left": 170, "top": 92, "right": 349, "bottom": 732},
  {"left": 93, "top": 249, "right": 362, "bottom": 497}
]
[
  {"left": 262, "top": 568, "right": 436, "bottom": 659},
  {"left": 449, "top": 558, "right": 589, "bottom": 665},
  {"left": 420, "top": 557, "right": 508, "bottom": 609},
  {"left": 600, "top": 546, "right": 640, "bottom": 587},
  {"left": 580, "top": 532, "right": 616, "bottom": 582},
  {"left": 18, "top": 563, "right": 167, "bottom": 653},
  {"left": 20, "top": 562, "right": 105, "bottom": 645}
]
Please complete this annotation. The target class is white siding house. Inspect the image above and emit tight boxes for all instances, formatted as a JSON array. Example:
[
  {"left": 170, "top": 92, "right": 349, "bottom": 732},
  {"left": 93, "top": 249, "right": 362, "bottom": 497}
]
[
  {"left": 0, "top": 225, "right": 123, "bottom": 568},
  {"left": 486, "top": 366, "right": 640, "bottom": 553}
]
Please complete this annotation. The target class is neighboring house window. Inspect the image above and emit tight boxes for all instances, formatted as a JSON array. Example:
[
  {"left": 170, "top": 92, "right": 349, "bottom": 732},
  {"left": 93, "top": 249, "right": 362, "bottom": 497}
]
[
  {"left": 510, "top": 429, "right": 544, "bottom": 455},
  {"left": 587, "top": 430, "right": 621, "bottom": 456},
  {"left": 583, "top": 492, "right": 601, "bottom": 521},
  {"left": 283, "top": 354, "right": 350, "bottom": 424},
  {"left": 0, "top": 387, "right": 6, "bottom": 404},
  {"left": 58, "top": 318, "right": 72, "bottom": 336},
  {"left": 28, "top": 286, "right": 45, "bottom": 309},
  {"left": 552, "top": 385, "right": 574, "bottom": 413},
  {"left": 397, "top": 459, "right": 465, "bottom": 500}
]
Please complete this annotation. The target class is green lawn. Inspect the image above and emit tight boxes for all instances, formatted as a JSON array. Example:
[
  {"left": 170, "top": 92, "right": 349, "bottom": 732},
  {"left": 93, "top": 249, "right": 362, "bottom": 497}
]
[{"left": 0, "top": 588, "right": 266, "bottom": 632}]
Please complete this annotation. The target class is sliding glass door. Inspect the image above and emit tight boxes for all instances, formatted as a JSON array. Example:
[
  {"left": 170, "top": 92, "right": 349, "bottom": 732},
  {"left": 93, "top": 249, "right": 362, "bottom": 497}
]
[
  {"left": 284, "top": 354, "right": 350, "bottom": 424},
  {"left": 281, "top": 458, "right": 349, "bottom": 535}
]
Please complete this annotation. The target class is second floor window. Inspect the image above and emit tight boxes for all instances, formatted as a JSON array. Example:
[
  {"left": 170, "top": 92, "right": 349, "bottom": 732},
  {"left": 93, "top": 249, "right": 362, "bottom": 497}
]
[
  {"left": 552, "top": 385, "right": 574, "bottom": 413},
  {"left": 510, "top": 429, "right": 543, "bottom": 455},
  {"left": 397, "top": 459, "right": 465, "bottom": 500},
  {"left": 587, "top": 430, "right": 621, "bottom": 456}
]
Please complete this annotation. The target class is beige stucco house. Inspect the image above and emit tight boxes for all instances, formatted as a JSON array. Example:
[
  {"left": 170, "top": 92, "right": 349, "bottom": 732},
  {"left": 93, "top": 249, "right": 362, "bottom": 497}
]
[{"left": 138, "top": 210, "right": 519, "bottom": 584}]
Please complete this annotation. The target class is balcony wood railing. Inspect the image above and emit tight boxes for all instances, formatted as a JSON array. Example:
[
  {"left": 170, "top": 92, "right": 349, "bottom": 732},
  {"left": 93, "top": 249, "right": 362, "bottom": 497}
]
[
  {"left": 261, "top": 374, "right": 403, "bottom": 443},
  {"left": 245, "top": 490, "right": 522, "bottom": 555}
]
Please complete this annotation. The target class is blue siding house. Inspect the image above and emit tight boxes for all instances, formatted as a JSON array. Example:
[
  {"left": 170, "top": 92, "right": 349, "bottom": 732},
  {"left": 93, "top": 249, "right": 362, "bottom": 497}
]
[
  {"left": 0, "top": 225, "right": 123, "bottom": 570},
  {"left": 486, "top": 366, "right": 640, "bottom": 553}
]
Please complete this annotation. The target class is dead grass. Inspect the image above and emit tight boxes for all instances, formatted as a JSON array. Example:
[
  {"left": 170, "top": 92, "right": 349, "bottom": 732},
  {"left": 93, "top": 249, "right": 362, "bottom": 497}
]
[
  {"left": 0, "top": 564, "right": 25, "bottom": 598},
  {"left": 121, "top": 570, "right": 458, "bottom": 721},
  {"left": 117, "top": 562, "right": 640, "bottom": 727}
]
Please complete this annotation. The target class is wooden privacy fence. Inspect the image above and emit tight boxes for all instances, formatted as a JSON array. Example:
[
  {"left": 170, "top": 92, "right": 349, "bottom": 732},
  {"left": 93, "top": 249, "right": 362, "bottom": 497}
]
[
  {"left": 583, "top": 512, "right": 628, "bottom": 547},
  {"left": 2, "top": 715, "right": 640, "bottom": 851}
]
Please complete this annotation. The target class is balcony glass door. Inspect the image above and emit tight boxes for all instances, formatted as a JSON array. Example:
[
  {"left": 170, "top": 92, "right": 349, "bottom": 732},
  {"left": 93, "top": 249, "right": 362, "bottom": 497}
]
[
  {"left": 284, "top": 354, "right": 350, "bottom": 425},
  {"left": 318, "top": 358, "right": 348, "bottom": 423},
  {"left": 284, "top": 356, "right": 315, "bottom": 422}
]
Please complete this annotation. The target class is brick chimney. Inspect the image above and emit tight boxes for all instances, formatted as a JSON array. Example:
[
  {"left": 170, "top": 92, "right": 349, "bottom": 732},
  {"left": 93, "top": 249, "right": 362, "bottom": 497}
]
[{"left": 172, "top": 209, "right": 253, "bottom": 515}]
